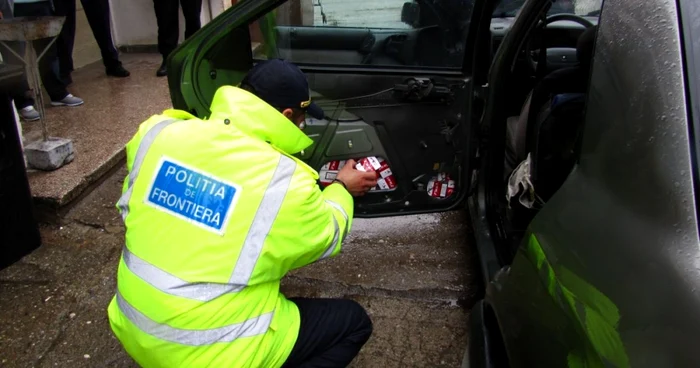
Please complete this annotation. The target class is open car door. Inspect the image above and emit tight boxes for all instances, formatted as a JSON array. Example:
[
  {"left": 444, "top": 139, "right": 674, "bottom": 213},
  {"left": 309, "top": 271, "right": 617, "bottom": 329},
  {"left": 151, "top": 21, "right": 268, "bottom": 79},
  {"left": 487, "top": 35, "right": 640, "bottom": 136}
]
[{"left": 167, "top": 0, "right": 487, "bottom": 218}]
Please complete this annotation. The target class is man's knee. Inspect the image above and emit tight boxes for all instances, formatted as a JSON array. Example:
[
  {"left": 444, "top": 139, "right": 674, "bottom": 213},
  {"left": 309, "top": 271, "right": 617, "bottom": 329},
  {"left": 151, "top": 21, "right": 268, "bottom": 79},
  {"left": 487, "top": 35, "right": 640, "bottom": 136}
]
[{"left": 345, "top": 299, "right": 373, "bottom": 342}]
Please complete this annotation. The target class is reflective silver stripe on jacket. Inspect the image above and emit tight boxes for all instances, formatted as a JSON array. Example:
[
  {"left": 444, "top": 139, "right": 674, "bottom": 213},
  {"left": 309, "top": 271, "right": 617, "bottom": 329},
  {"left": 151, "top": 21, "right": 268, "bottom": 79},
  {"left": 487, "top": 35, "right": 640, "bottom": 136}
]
[
  {"left": 116, "top": 291, "right": 272, "bottom": 345},
  {"left": 117, "top": 119, "right": 179, "bottom": 222},
  {"left": 316, "top": 200, "right": 349, "bottom": 260},
  {"left": 318, "top": 216, "right": 340, "bottom": 260},
  {"left": 325, "top": 199, "right": 349, "bottom": 239},
  {"left": 122, "top": 245, "right": 243, "bottom": 301},
  {"left": 229, "top": 155, "right": 296, "bottom": 285}
]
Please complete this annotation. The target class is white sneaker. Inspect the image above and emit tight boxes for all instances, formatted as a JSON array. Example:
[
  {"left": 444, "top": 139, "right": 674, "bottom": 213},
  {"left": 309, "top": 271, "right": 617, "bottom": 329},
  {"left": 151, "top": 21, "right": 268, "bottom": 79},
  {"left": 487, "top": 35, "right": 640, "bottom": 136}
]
[
  {"left": 51, "top": 94, "right": 84, "bottom": 107},
  {"left": 19, "top": 106, "right": 40, "bottom": 121}
]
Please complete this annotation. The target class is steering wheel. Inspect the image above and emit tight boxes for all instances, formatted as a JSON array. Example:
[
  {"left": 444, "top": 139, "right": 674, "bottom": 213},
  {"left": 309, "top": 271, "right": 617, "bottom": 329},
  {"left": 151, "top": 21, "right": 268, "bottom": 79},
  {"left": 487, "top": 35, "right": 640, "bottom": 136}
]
[{"left": 526, "top": 14, "right": 595, "bottom": 72}]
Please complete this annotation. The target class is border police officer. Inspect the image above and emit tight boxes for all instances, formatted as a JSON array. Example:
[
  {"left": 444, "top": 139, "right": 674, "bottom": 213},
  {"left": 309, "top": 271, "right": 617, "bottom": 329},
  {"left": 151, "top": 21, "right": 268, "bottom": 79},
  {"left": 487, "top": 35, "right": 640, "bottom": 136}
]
[{"left": 108, "top": 59, "right": 377, "bottom": 368}]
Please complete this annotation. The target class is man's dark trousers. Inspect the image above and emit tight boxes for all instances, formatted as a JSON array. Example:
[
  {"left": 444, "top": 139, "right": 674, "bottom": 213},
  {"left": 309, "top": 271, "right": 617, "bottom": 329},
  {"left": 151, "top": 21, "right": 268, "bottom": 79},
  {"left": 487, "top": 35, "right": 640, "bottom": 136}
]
[
  {"left": 282, "top": 298, "right": 373, "bottom": 368},
  {"left": 152, "top": 0, "right": 202, "bottom": 60},
  {"left": 53, "top": 0, "right": 122, "bottom": 80}
]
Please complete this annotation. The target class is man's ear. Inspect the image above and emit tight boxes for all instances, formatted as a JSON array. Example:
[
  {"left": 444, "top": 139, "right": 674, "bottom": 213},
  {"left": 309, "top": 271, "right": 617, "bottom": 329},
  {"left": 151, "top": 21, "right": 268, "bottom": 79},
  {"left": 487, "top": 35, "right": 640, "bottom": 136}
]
[{"left": 281, "top": 108, "right": 294, "bottom": 120}]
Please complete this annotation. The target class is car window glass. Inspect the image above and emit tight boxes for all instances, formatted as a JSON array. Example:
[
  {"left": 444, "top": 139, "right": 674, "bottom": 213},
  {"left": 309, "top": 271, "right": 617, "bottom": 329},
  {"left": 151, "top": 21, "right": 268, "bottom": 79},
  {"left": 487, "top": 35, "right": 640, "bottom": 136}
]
[
  {"left": 679, "top": 0, "right": 700, "bottom": 119},
  {"left": 248, "top": 0, "right": 474, "bottom": 69},
  {"left": 493, "top": 0, "right": 603, "bottom": 18},
  {"left": 679, "top": 0, "right": 700, "bottom": 191}
]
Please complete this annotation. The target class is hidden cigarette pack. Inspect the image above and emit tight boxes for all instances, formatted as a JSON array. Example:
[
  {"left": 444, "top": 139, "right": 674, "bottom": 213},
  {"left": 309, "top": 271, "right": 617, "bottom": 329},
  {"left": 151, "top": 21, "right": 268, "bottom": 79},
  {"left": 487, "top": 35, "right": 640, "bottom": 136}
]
[{"left": 319, "top": 156, "right": 397, "bottom": 192}]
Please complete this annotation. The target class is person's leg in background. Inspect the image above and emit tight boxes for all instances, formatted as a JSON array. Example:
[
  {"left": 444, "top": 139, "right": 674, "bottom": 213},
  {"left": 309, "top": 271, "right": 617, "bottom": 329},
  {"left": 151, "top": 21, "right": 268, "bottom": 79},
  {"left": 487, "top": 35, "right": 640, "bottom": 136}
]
[
  {"left": 282, "top": 298, "right": 373, "bottom": 368},
  {"left": 0, "top": 4, "right": 41, "bottom": 121},
  {"left": 80, "top": 0, "right": 130, "bottom": 77},
  {"left": 179, "top": 0, "right": 202, "bottom": 40},
  {"left": 1, "top": 2, "right": 40, "bottom": 120},
  {"left": 13, "top": 1, "right": 84, "bottom": 107},
  {"left": 10, "top": 74, "right": 40, "bottom": 122},
  {"left": 52, "top": 0, "right": 76, "bottom": 85},
  {"left": 35, "top": 36, "right": 83, "bottom": 106},
  {"left": 152, "top": 0, "right": 179, "bottom": 77},
  {"left": 12, "top": 86, "right": 40, "bottom": 122}
]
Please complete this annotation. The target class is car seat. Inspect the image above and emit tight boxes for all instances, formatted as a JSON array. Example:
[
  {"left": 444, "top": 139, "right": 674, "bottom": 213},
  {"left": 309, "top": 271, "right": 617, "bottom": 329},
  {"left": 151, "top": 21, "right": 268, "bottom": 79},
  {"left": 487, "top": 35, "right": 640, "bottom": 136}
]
[{"left": 505, "top": 25, "right": 597, "bottom": 205}]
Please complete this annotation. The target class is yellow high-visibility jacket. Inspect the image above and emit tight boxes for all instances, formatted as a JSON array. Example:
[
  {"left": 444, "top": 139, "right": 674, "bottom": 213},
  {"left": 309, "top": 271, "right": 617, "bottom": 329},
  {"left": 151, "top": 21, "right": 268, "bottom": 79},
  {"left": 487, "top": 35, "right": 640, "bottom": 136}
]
[{"left": 107, "top": 86, "right": 353, "bottom": 368}]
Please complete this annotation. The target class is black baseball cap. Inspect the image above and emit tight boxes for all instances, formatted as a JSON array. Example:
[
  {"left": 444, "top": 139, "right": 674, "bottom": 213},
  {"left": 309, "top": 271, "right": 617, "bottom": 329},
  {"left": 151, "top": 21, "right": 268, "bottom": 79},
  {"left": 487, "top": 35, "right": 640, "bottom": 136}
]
[{"left": 240, "top": 59, "right": 325, "bottom": 120}]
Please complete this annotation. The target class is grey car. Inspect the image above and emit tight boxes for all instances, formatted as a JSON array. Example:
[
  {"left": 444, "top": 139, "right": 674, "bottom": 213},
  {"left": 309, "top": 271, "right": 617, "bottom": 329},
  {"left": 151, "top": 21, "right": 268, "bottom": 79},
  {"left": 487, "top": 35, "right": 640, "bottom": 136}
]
[
  {"left": 165, "top": 0, "right": 699, "bottom": 366},
  {"left": 468, "top": 0, "right": 700, "bottom": 367}
]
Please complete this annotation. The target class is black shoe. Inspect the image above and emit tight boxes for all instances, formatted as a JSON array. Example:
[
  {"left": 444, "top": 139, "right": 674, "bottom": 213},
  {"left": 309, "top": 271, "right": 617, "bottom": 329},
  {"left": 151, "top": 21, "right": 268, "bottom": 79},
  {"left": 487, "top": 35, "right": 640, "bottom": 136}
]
[
  {"left": 156, "top": 63, "right": 167, "bottom": 77},
  {"left": 106, "top": 64, "right": 130, "bottom": 78}
]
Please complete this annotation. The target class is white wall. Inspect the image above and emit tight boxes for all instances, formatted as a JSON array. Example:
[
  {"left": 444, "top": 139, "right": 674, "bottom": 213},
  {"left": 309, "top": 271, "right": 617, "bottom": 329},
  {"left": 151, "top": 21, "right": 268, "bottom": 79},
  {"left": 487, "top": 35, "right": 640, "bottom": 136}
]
[
  {"left": 110, "top": 0, "right": 228, "bottom": 47},
  {"left": 72, "top": 2, "right": 102, "bottom": 68}
]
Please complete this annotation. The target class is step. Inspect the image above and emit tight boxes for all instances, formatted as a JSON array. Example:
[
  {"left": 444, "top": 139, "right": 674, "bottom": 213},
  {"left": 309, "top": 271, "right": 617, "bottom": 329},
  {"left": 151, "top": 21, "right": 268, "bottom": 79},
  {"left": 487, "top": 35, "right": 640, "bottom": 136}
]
[{"left": 22, "top": 53, "right": 170, "bottom": 218}]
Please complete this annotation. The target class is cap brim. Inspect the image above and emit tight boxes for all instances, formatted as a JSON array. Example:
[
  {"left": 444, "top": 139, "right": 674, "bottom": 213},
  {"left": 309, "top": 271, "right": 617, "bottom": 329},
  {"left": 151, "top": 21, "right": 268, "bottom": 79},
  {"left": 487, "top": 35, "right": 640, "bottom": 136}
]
[{"left": 306, "top": 102, "right": 325, "bottom": 120}]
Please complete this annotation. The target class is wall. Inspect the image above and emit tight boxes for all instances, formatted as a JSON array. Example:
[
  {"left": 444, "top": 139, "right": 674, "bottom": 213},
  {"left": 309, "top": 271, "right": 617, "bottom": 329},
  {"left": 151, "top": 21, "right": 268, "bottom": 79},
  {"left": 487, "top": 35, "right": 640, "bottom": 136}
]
[
  {"left": 71, "top": 2, "right": 102, "bottom": 69},
  {"left": 110, "top": 0, "right": 227, "bottom": 48}
]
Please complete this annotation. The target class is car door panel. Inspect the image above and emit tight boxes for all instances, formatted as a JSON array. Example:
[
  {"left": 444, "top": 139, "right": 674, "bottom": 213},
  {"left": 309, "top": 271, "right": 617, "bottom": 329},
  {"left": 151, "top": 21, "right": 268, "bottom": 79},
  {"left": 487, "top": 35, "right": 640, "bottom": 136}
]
[
  {"left": 300, "top": 72, "right": 472, "bottom": 216},
  {"left": 276, "top": 26, "right": 375, "bottom": 51},
  {"left": 275, "top": 26, "right": 373, "bottom": 65}
]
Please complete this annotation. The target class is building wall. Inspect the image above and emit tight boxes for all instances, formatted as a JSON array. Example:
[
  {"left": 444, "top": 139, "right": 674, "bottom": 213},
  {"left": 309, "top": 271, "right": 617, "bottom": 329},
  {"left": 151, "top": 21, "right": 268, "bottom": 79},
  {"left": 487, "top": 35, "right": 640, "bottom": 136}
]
[
  {"left": 107, "top": 0, "right": 314, "bottom": 48},
  {"left": 109, "top": 0, "right": 226, "bottom": 48},
  {"left": 72, "top": 2, "right": 102, "bottom": 69}
]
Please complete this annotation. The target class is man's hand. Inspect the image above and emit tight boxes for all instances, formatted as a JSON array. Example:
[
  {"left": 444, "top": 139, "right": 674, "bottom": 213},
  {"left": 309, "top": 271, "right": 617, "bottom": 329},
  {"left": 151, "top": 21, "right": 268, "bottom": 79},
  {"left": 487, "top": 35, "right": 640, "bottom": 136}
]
[{"left": 336, "top": 159, "right": 378, "bottom": 197}]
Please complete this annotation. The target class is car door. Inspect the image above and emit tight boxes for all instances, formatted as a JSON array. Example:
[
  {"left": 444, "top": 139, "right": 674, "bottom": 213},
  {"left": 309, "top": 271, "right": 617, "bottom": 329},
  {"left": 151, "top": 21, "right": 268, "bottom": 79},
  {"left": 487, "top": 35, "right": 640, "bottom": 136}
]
[{"left": 166, "top": 0, "right": 488, "bottom": 218}]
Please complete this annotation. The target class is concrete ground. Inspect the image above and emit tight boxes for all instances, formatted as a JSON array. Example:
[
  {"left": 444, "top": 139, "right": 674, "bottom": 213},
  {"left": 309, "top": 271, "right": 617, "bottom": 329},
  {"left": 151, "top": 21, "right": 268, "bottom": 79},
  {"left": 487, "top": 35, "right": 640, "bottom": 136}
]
[{"left": 0, "top": 165, "right": 480, "bottom": 367}]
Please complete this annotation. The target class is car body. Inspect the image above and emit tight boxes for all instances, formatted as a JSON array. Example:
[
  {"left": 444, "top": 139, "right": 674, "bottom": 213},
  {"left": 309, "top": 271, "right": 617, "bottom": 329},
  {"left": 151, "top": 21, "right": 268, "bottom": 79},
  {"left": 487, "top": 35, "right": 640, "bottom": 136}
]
[
  {"left": 167, "top": 0, "right": 700, "bottom": 366},
  {"left": 468, "top": 0, "right": 700, "bottom": 366}
]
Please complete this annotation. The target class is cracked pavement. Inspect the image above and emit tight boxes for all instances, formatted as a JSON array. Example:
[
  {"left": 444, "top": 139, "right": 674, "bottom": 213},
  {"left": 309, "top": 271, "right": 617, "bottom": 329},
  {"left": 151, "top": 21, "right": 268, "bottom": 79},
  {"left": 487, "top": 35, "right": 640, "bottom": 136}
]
[{"left": 0, "top": 166, "right": 480, "bottom": 367}]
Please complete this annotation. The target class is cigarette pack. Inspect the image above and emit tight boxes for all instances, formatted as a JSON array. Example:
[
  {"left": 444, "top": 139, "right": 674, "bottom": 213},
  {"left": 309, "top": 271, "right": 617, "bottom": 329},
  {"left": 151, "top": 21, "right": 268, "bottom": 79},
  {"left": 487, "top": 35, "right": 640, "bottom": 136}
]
[
  {"left": 427, "top": 173, "right": 455, "bottom": 199},
  {"left": 319, "top": 156, "right": 397, "bottom": 192}
]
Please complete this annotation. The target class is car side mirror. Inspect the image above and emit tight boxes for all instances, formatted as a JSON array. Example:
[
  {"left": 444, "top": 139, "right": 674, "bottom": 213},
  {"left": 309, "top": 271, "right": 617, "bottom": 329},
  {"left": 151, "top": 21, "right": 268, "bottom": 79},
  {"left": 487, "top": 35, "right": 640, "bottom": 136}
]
[{"left": 401, "top": 2, "right": 421, "bottom": 28}]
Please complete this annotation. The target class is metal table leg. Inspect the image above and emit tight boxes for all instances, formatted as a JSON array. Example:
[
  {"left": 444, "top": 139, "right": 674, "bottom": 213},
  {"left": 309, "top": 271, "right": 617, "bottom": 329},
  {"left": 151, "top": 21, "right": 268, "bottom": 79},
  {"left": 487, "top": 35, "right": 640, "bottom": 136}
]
[{"left": 1, "top": 35, "right": 59, "bottom": 142}]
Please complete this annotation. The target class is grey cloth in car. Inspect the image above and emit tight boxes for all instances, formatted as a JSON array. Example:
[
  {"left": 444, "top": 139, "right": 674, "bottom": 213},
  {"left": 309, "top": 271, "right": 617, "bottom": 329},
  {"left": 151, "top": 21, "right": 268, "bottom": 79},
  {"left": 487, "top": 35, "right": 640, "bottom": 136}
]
[
  {"left": 506, "top": 153, "right": 542, "bottom": 209},
  {"left": 506, "top": 97, "right": 554, "bottom": 209}
]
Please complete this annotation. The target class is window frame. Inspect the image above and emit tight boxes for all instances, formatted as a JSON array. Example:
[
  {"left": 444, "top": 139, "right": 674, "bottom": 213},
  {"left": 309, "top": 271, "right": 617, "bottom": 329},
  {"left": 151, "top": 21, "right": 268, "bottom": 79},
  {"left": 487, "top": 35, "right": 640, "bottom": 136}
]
[
  {"left": 678, "top": 0, "right": 700, "bottom": 229},
  {"left": 246, "top": 0, "right": 476, "bottom": 74}
]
